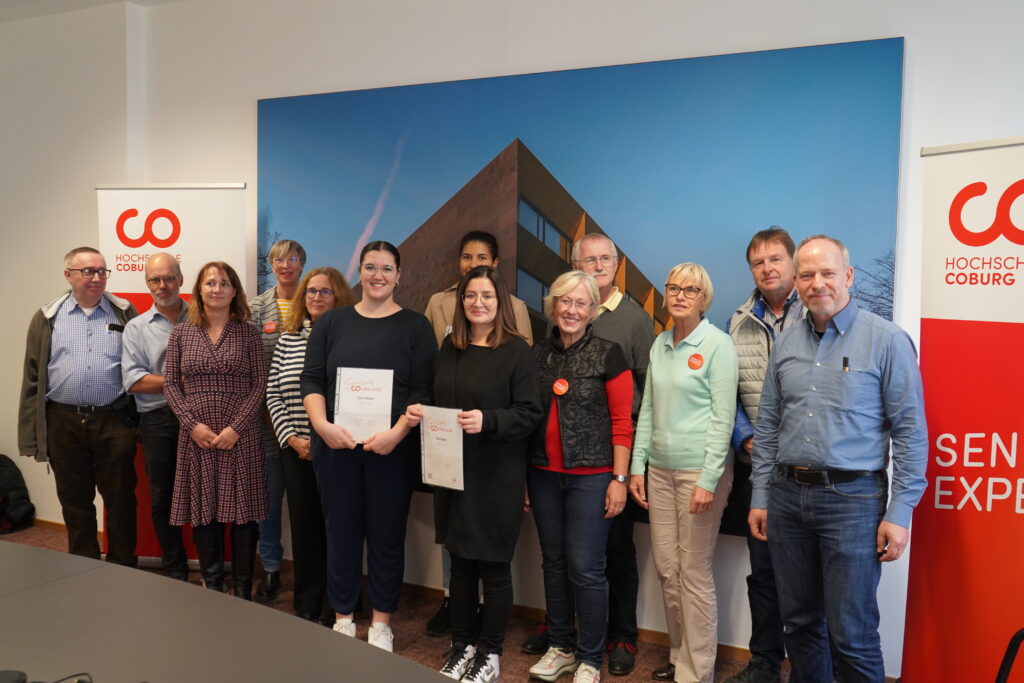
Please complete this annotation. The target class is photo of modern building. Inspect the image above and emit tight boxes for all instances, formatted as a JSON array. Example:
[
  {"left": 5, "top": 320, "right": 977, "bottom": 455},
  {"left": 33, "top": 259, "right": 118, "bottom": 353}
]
[{"left": 398, "top": 138, "right": 669, "bottom": 340}]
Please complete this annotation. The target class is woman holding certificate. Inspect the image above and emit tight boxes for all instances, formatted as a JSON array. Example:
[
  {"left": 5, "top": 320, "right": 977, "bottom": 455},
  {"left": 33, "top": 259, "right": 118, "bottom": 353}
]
[
  {"left": 628, "top": 263, "right": 737, "bottom": 683},
  {"left": 301, "top": 241, "right": 435, "bottom": 652},
  {"left": 164, "top": 261, "right": 267, "bottom": 599},
  {"left": 406, "top": 266, "right": 543, "bottom": 683},
  {"left": 266, "top": 266, "right": 354, "bottom": 624},
  {"left": 527, "top": 270, "right": 634, "bottom": 683}
]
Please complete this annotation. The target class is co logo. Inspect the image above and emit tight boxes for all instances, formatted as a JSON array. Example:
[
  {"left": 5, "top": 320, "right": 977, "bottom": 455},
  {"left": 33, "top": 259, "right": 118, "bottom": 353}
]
[
  {"left": 948, "top": 179, "right": 1024, "bottom": 246},
  {"left": 116, "top": 208, "right": 182, "bottom": 248}
]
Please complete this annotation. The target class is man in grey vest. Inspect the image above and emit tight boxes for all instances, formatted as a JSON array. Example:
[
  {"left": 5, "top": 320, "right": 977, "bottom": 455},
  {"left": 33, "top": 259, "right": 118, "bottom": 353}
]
[{"left": 725, "top": 227, "right": 804, "bottom": 683}]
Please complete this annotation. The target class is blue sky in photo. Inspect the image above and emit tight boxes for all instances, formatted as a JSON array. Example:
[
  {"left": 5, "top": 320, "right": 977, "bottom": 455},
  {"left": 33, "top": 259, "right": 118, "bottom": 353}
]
[{"left": 258, "top": 38, "right": 903, "bottom": 327}]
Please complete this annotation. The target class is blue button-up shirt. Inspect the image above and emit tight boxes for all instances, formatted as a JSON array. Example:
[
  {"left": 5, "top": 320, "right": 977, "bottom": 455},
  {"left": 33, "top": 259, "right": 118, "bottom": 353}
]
[
  {"left": 121, "top": 299, "right": 189, "bottom": 413},
  {"left": 46, "top": 295, "right": 126, "bottom": 407},
  {"left": 750, "top": 300, "right": 928, "bottom": 527}
]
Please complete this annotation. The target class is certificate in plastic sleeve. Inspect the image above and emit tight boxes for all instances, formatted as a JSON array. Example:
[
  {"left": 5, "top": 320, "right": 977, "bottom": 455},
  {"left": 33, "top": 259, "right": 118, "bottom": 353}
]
[
  {"left": 420, "top": 405, "right": 463, "bottom": 491},
  {"left": 334, "top": 367, "right": 394, "bottom": 443}
]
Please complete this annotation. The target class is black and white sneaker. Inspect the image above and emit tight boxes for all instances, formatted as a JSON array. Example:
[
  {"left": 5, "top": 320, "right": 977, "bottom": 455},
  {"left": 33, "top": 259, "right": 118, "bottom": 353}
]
[
  {"left": 439, "top": 642, "right": 476, "bottom": 680},
  {"left": 461, "top": 651, "right": 500, "bottom": 683}
]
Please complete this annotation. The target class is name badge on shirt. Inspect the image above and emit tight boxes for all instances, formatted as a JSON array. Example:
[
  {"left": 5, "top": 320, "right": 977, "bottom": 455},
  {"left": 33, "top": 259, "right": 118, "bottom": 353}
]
[
  {"left": 107, "top": 323, "right": 124, "bottom": 333},
  {"left": 688, "top": 353, "right": 704, "bottom": 370}
]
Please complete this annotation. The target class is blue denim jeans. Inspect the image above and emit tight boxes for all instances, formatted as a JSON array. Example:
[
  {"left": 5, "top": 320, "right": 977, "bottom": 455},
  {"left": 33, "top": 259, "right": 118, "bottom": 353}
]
[
  {"left": 258, "top": 452, "right": 285, "bottom": 572},
  {"left": 528, "top": 467, "right": 613, "bottom": 669},
  {"left": 767, "top": 469, "right": 888, "bottom": 683}
]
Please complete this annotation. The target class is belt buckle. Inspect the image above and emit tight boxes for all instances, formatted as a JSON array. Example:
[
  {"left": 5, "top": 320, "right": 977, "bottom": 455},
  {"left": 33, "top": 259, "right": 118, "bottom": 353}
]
[
  {"left": 75, "top": 404, "right": 96, "bottom": 415},
  {"left": 792, "top": 466, "right": 817, "bottom": 486}
]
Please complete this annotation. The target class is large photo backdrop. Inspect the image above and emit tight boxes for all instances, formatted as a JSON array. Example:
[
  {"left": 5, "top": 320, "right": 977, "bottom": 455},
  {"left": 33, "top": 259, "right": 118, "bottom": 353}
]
[{"left": 258, "top": 37, "right": 904, "bottom": 532}]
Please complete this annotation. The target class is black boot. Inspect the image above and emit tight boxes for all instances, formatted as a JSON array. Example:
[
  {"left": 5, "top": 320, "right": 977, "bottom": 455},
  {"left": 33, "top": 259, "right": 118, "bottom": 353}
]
[
  {"left": 193, "top": 522, "right": 225, "bottom": 592},
  {"left": 231, "top": 522, "right": 258, "bottom": 600},
  {"left": 255, "top": 569, "right": 281, "bottom": 603}
]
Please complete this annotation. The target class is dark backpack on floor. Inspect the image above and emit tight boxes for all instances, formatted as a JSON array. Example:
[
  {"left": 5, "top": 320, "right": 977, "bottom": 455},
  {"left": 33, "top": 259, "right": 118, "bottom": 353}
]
[{"left": 0, "top": 453, "right": 35, "bottom": 533}]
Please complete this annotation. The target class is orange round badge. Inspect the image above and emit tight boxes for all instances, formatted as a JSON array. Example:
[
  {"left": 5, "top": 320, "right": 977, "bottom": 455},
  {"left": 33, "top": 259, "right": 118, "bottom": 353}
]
[
  {"left": 688, "top": 353, "right": 704, "bottom": 370},
  {"left": 552, "top": 378, "right": 569, "bottom": 395},
  {"left": 263, "top": 321, "right": 277, "bottom": 334}
]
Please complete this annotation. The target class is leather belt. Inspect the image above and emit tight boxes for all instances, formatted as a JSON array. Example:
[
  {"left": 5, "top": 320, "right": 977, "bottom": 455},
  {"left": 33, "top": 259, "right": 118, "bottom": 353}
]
[
  {"left": 785, "top": 466, "right": 878, "bottom": 486},
  {"left": 48, "top": 400, "right": 118, "bottom": 414}
]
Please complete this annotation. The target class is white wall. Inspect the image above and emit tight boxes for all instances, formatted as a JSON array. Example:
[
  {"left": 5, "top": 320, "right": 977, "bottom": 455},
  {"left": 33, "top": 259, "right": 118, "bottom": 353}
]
[{"left": 3, "top": 0, "right": 1023, "bottom": 676}]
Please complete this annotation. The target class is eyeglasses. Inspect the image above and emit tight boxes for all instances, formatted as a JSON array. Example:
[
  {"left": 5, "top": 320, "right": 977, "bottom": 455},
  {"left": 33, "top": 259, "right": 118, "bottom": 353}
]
[
  {"left": 145, "top": 276, "right": 179, "bottom": 287},
  {"left": 557, "top": 297, "right": 593, "bottom": 312},
  {"left": 306, "top": 288, "right": 334, "bottom": 299},
  {"left": 67, "top": 268, "right": 111, "bottom": 280},
  {"left": 578, "top": 255, "right": 617, "bottom": 267},
  {"left": 665, "top": 284, "right": 702, "bottom": 299},
  {"left": 361, "top": 264, "right": 397, "bottom": 276},
  {"left": 273, "top": 256, "right": 303, "bottom": 265},
  {"left": 461, "top": 292, "right": 497, "bottom": 303}
]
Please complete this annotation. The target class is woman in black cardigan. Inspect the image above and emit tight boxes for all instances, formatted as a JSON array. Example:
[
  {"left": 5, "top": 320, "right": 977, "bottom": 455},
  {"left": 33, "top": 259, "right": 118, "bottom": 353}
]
[{"left": 407, "top": 266, "right": 543, "bottom": 683}]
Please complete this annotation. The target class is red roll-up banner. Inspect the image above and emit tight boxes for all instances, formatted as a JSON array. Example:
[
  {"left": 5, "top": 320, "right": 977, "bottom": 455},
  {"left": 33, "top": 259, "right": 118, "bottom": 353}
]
[
  {"left": 97, "top": 184, "right": 247, "bottom": 562},
  {"left": 903, "top": 139, "right": 1024, "bottom": 682}
]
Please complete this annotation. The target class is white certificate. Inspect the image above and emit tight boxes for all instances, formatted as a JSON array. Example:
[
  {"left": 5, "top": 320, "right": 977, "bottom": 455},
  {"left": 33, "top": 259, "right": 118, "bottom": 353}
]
[
  {"left": 420, "top": 405, "right": 464, "bottom": 491},
  {"left": 334, "top": 367, "right": 394, "bottom": 443}
]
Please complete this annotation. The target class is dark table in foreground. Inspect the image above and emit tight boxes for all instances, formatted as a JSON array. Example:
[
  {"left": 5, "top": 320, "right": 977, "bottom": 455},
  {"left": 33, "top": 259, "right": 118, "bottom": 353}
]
[{"left": 0, "top": 540, "right": 445, "bottom": 682}]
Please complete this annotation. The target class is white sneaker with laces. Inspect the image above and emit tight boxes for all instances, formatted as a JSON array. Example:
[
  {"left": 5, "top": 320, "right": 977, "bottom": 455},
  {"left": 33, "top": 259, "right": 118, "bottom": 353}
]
[
  {"left": 332, "top": 617, "right": 355, "bottom": 637},
  {"left": 529, "top": 647, "right": 577, "bottom": 681},
  {"left": 367, "top": 621, "right": 394, "bottom": 652},
  {"left": 439, "top": 643, "right": 476, "bottom": 679},
  {"left": 461, "top": 651, "right": 500, "bottom": 683},
  {"left": 573, "top": 662, "right": 601, "bottom": 683}
]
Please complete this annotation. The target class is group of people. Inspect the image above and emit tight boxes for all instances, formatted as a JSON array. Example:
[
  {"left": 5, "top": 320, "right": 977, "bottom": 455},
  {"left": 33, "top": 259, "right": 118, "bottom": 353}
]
[{"left": 18, "top": 225, "right": 926, "bottom": 683}]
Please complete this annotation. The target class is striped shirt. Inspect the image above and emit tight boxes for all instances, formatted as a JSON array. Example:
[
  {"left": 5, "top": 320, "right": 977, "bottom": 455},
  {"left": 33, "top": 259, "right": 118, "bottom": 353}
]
[{"left": 266, "top": 324, "right": 312, "bottom": 448}]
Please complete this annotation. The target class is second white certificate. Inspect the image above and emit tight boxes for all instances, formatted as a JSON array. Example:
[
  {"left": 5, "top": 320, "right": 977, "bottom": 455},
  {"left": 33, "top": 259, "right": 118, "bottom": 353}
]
[
  {"left": 334, "top": 367, "right": 394, "bottom": 443},
  {"left": 420, "top": 405, "right": 464, "bottom": 491}
]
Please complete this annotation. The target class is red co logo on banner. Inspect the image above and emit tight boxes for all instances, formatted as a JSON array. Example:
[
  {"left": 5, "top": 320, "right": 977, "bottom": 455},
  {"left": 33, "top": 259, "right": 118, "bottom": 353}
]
[
  {"left": 948, "top": 179, "right": 1024, "bottom": 246},
  {"left": 116, "top": 208, "right": 182, "bottom": 248}
]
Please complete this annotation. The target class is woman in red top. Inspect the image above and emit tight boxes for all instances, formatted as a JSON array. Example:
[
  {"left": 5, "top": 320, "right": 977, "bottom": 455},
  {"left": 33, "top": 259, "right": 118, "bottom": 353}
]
[{"left": 526, "top": 270, "right": 633, "bottom": 683}]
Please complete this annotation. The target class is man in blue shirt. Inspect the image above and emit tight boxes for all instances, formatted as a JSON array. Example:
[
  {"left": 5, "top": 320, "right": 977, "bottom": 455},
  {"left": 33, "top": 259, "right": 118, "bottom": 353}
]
[
  {"left": 19, "top": 247, "right": 139, "bottom": 565},
  {"left": 749, "top": 235, "right": 927, "bottom": 683},
  {"left": 122, "top": 252, "right": 189, "bottom": 580}
]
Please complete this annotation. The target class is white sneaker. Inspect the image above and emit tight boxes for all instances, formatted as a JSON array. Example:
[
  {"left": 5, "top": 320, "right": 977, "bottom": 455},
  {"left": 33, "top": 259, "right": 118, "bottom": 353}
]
[
  {"left": 332, "top": 617, "right": 355, "bottom": 637},
  {"left": 367, "top": 621, "right": 394, "bottom": 652},
  {"left": 439, "top": 643, "right": 476, "bottom": 679},
  {"left": 572, "top": 662, "right": 600, "bottom": 683},
  {"left": 462, "top": 651, "right": 500, "bottom": 683},
  {"left": 529, "top": 647, "right": 577, "bottom": 681}
]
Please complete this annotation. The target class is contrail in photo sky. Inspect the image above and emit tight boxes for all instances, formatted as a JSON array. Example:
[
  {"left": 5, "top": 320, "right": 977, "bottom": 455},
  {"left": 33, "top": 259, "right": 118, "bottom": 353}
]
[{"left": 346, "top": 129, "right": 412, "bottom": 282}]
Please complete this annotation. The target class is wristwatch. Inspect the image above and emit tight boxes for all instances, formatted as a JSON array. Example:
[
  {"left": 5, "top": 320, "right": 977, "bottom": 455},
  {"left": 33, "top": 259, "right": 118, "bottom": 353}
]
[{"left": 612, "top": 474, "right": 628, "bottom": 484}]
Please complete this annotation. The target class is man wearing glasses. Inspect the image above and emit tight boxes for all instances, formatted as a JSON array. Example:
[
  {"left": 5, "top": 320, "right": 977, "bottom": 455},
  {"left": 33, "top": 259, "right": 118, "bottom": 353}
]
[
  {"left": 525, "top": 232, "right": 654, "bottom": 676},
  {"left": 19, "top": 246, "right": 139, "bottom": 565},
  {"left": 121, "top": 252, "right": 190, "bottom": 580},
  {"left": 249, "top": 238, "right": 306, "bottom": 602}
]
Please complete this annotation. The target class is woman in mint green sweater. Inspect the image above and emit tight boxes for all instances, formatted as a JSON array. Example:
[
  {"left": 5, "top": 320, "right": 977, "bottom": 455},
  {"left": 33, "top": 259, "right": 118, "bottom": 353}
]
[{"left": 628, "top": 262, "right": 738, "bottom": 683}]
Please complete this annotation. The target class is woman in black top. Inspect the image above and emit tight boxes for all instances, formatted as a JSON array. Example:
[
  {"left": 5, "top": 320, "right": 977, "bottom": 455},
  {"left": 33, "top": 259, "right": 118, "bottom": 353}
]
[
  {"left": 300, "top": 241, "right": 435, "bottom": 652},
  {"left": 407, "top": 266, "right": 543, "bottom": 682}
]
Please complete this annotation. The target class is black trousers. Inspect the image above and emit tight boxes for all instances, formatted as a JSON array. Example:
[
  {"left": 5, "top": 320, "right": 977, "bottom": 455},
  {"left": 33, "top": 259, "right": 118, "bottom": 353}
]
[
  {"left": 46, "top": 403, "right": 137, "bottom": 566},
  {"left": 450, "top": 552, "right": 513, "bottom": 655},
  {"left": 138, "top": 407, "right": 188, "bottom": 576},
  {"left": 281, "top": 445, "right": 329, "bottom": 616},
  {"left": 605, "top": 495, "right": 640, "bottom": 644},
  {"left": 734, "top": 460, "right": 785, "bottom": 669},
  {"left": 313, "top": 442, "right": 414, "bottom": 615}
]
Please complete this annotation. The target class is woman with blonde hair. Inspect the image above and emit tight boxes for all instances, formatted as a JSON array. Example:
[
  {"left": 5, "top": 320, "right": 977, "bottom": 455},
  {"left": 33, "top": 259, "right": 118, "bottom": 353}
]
[
  {"left": 527, "top": 270, "right": 633, "bottom": 683},
  {"left": 165, "top": 261, "right": 267, "bottom": 598},
  {"left": 266, "top": 267, "right": 354, "bottom": 624},
  {"left": 628, "top": 263, "right": 738, "bottom": 683}
]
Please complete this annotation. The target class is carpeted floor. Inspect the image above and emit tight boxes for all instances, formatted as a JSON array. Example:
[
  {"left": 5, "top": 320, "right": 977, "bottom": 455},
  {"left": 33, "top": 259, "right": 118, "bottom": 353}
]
[{"left": 3, "top": 524, "right": 772, "bottom": 682}]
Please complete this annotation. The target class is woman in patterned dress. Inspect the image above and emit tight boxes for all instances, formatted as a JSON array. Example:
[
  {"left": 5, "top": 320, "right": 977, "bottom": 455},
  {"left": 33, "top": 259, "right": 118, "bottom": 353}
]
[{"left": 165, "top": 261, "right": 268, "bottom": 598}]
